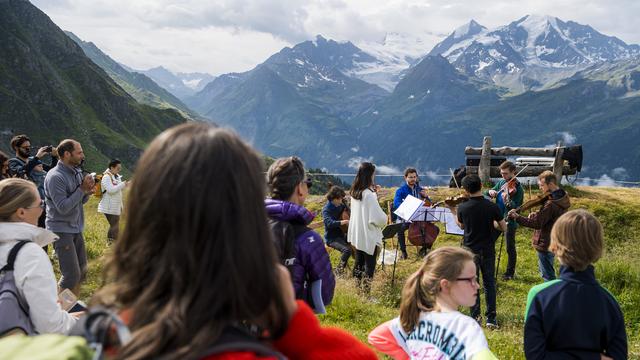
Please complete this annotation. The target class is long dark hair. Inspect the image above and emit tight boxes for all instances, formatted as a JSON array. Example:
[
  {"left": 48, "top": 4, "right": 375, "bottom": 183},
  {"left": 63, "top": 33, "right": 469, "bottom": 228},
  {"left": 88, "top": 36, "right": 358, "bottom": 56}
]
[
  {"left": 94, "top": 123, "right": 289, "bottom": 360},
  {"left": 350, "top": 162, "right": 375, "bottom": 200}
]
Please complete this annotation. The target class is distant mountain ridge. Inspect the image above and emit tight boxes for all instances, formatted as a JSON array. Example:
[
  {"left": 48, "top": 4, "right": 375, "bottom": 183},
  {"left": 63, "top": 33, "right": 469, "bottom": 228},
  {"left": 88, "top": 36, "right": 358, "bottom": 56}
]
[
  {"left": 66, "top": 32, "right": 201, "bottom": 120},
  {"left": 140, "top": 66, "right": 215, "bottom": 101},
  {"left": 186, "top": 15, "right": 640, "bottom": 180},
  {"left": 0, "top": 0, "right": 185, "bottom": 171}
]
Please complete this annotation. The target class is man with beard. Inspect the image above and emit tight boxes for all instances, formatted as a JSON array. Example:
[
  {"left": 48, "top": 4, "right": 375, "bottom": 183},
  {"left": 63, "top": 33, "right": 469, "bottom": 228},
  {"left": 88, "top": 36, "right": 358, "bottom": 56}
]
[
  {"left": 8, "top": 134, "right": 57, "bottom": 179},
  {"left": 44, "top": 139, "right": 95, "bottom": 296},
  {"left": 393, "top": 167, "right": 429, "bottom": 259}
]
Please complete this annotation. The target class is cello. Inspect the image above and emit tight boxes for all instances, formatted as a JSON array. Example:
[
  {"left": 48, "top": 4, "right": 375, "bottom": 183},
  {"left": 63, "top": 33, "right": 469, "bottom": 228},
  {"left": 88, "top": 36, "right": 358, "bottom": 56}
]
[{"left": 407, "top": 190, "right": 440, "bottom": 249}]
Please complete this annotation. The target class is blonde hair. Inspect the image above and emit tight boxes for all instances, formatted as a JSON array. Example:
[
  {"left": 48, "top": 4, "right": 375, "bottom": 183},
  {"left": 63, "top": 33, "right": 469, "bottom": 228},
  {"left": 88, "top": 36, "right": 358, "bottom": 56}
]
[
  {"left": 399, "top": 246, "right": 474, "bottom": 333},
  {"left": 538, "top": 170, "right": 557, "bottom": 185},
  {"left": 550, "top": 209, "right": 603, "bottom": 271},
  {"left": 0, "top": 178, "right": 38, "bottom": 221}
]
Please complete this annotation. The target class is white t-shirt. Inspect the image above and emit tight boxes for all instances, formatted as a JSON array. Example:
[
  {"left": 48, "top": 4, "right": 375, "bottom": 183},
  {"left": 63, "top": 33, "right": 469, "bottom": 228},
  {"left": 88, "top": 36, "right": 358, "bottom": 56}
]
[{"left": 388, "top": 311, "right": 490, "bottom": 360}]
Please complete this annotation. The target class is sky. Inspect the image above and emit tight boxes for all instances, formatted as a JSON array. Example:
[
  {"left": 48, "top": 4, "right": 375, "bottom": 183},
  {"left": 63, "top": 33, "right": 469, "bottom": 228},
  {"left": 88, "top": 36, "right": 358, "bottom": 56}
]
[{"left": 31, "top": 0, "right": 640, "bottom": 76}]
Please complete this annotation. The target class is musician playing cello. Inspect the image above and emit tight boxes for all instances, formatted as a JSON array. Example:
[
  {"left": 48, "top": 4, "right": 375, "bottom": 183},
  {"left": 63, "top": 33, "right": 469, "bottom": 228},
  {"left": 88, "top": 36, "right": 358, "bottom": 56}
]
[
  {"left": 484, "top": 161, "right": 524, "bottom": 280},
  {"left": 392, "top": 167, "right": 430, "bottom": 259}
]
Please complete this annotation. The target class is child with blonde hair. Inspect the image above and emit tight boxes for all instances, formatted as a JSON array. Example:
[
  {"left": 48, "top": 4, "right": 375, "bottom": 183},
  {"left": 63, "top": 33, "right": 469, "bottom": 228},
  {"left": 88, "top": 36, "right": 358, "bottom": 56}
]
[
  {"left": 524, "top": 209, "right": 627, "bottom": 359},
  {"left": 368, "top": 246, "right": 497, "bottom": 359}
]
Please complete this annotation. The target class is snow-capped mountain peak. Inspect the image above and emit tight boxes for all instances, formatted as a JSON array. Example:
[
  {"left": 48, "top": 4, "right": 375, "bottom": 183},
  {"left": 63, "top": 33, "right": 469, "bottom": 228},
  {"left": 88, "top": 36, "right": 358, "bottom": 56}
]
[
  {"left": 428, "top": 14, "right": 640, "bottom": 93},
  {"left": 453, "top": 19, "right": 486, "bottom": 39}
]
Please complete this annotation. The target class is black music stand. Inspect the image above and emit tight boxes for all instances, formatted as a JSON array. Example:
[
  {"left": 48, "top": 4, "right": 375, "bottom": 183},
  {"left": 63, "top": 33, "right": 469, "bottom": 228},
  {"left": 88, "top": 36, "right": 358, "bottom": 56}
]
[{"left": 381, "top": 223, "right": 403, "bottom": 286}]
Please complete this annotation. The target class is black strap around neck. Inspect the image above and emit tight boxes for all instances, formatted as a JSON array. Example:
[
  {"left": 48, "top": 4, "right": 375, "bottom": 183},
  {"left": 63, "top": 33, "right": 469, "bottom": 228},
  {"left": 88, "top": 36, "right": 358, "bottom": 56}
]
[{"left": 1, "top": 241, "right": 29, "bottom": 272}]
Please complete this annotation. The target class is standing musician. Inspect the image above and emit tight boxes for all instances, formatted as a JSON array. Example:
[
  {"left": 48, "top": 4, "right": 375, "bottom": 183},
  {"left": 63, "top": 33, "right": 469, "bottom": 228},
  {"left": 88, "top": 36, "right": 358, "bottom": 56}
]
[
  {"left": 322, "top": 186, "right": 352, "bottom": 274},
  {"left": 449, "top": 174, "right": 507, "bottom": 329},
  {"left": 508, "top": 171, "right": 570, "bottom": 282},
  {"left": 392, "top": 167, "right": 429, "bottom": 259},
  {"left": 484, "top": 161, "right": 524, "bottom": 280}
]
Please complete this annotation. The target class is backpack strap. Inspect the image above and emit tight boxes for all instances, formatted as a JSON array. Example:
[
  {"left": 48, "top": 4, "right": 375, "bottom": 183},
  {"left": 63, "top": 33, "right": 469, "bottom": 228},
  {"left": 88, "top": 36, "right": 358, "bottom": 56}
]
[
  {"left": 1, "top": 241, "right": 29, "bottom": 272},
  {"left": 202, "top": 326, "right": 286, "bottom": 359}
]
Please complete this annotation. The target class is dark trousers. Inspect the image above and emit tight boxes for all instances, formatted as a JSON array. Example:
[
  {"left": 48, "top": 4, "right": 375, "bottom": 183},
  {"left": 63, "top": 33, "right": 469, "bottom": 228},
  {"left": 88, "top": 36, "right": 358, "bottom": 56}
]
[
  {"left": 471, "top": 246, "right": 497, "bottom": 323},
  {"left": 504, "top": 223, "right": 517, "bottom": 276},
  {"left": 396, "top": 222, "right": 410, "bottom": 253},
  {"left": 353, "top": 247, "right": 378, "bottom": 292},
  {"left": 327, "top": 236, "right": 352, "bottom": 270},
  {"left": 104, "top": 214, "right": 120, "bottom": 242}
]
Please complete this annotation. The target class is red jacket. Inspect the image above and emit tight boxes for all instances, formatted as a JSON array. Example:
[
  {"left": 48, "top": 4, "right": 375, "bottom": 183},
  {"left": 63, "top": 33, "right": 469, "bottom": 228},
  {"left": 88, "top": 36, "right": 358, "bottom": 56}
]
[
  {"left": 118, "top": 301, "right": 377, "bottom": 360},
  {"left": 206, "top": 301, "right": 377, "bottom": 360}
]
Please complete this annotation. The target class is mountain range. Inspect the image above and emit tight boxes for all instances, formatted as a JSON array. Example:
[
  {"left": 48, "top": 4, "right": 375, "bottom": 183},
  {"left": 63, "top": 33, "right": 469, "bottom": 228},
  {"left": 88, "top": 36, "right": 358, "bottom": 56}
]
[
  {"left": 140, "top": 66, "right": 216, "bottom": 100},
  {"left": 0, "top": 0, "right": 185, "bottom": 172},
  {"left": 185, "top": 15, "right": 640, "bottom": 181}
]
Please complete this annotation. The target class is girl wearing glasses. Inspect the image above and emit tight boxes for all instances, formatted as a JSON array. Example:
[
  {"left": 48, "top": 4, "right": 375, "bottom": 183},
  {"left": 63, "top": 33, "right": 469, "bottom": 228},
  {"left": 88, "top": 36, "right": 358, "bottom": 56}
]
[{"left": 368, "top": 246, "right": 497, "bottom": 360}]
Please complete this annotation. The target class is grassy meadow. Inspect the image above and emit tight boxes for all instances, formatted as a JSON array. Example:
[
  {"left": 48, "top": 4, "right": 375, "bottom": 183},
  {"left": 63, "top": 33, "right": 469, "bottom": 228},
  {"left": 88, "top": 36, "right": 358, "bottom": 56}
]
[{"left": 65, "top": 186, "right": 640, "bottom": 359}]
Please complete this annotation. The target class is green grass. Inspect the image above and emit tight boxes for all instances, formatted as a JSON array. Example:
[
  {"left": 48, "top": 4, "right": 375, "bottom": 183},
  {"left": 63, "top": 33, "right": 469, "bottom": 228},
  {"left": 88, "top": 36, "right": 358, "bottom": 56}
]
[{"left": 67, "top": 186, "right": 640, "bottom": 359}]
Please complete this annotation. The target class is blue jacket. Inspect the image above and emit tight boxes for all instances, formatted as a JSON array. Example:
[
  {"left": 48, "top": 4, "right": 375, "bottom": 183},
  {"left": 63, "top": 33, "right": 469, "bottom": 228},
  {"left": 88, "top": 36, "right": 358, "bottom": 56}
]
[
  {"left": 322, "top": 201, "right": 346, "bottom": 243},
  {"left": 524, "top": 265, "right": 627, "bottom": 359},
  {"left": 265, "top": 199, "right": 335, "bottom": 310},
  {"left": 393, "top": 182, "right": 429, "bottom": 221}
]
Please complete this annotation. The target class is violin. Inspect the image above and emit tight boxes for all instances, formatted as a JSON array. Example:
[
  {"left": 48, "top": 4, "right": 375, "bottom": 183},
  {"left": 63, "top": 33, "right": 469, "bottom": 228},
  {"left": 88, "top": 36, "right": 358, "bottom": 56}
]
[
  {"left": 431, "top": 194, "right": 470, "bottom": 208},
  {"left": 515, "top": 191, "right": 551, "bottom": 214}
]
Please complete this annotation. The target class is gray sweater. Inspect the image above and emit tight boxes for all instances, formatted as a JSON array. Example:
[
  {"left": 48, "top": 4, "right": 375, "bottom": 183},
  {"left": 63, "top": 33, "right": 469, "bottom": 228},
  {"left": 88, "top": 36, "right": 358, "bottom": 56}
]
[{"left": 44, "top": 162, "right": 91, "bottom": 233}]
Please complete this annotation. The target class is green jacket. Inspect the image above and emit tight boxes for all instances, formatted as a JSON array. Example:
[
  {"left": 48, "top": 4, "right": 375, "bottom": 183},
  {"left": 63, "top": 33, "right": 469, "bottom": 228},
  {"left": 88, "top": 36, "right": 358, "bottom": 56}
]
[{"left": 484, "top": 179, "right": 524, "bottom": 225}]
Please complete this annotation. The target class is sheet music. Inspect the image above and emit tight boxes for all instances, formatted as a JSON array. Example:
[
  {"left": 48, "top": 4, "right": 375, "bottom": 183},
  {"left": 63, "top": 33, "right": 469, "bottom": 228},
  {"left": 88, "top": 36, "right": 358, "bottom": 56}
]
[
  {"left": 439, "top": 207, "right": 464, "bottom": 235},
  {"left": 393, "top": 195, "right": 424, "bottom": 221}
]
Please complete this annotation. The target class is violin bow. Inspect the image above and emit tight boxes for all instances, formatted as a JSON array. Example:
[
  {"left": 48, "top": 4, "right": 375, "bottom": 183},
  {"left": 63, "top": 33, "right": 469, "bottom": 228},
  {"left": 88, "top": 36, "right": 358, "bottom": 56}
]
[
  {"left": 498, "top": 164, "right": 529, "bottom": 193},
  {"left": 449, "top": 168, "right": 461, "bottom": 189}
]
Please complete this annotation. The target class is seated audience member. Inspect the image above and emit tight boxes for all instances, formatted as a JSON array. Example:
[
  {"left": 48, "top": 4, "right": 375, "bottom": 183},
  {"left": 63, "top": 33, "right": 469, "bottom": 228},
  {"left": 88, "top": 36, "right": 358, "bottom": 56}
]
[
  {"left": 92, "top": 123, "right": 375, "bottom": 359},
  {"left": 265, "top": 156, "right": 335, "bottom": 313},
  {"left": 322, "top": 185, "right": 352, "bottom": 274},
  {"left": 369, "top": 246, "right": 497, "bottom": 359},
  {"left": 524, "top": 209, "right": 627, "bottom": 359},
  {"left": 0, "top": 178, "right": 79, "bottom": 335}
]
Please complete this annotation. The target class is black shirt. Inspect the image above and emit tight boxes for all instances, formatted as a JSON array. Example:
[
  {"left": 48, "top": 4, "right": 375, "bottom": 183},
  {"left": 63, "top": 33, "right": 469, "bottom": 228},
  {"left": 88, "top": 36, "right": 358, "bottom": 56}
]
[{"left": 457, "top": 196, "right": 502, "bottom": 251}]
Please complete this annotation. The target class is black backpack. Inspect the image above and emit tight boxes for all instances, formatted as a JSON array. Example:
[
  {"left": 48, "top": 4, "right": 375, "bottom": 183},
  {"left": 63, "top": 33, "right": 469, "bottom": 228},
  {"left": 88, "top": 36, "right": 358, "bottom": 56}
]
[{"left": 267, "top": 219, "right": 309, "bottom": 270}]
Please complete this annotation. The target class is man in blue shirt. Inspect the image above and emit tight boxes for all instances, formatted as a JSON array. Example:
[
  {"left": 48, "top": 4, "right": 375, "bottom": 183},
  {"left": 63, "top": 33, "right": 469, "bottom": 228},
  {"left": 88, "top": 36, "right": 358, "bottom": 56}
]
[{"left": 393, "top": 167, "right": 428, "bottom": 259}]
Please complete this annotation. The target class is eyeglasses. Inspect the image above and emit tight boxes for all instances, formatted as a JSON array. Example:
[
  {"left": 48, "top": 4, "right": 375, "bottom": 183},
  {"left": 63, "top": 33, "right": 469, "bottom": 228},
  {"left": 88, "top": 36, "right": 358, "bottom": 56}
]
[
  {"left": 456, "top": 276, "right": 479, "bottom": 285},
  {"left": 26, "top": 200, "right": 45, "bottom": 209},
  {"left": 20, "top": 146, "right": 31, "bottom": 150}
]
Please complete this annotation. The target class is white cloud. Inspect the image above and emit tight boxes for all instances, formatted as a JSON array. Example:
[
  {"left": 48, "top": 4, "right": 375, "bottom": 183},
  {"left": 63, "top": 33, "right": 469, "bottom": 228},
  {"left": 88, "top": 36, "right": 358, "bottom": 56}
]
[
  {"left": 347, "top": 156, "right": 373, "bottom": 169},
  {"left": 611, "top": 167, "right": 629, "bottom": 180},
  {"left": 594, "top": 174, "right": 617, "bottom": 187},
  {"left": 376, "top": 165, "right": 400, "bottom": 175},
  {"left": 557, "top": 131, "right": 576, "bottom": 145}
]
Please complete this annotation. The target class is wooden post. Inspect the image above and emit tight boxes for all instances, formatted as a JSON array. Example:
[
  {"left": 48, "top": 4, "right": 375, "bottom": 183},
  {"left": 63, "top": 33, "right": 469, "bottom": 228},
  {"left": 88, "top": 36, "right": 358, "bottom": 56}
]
[
  {"left": 479, "top": 136, "right": 492, "bottom": 183},
  {"left": 552, "top": 141, "right": 565, "bottom": 182}
]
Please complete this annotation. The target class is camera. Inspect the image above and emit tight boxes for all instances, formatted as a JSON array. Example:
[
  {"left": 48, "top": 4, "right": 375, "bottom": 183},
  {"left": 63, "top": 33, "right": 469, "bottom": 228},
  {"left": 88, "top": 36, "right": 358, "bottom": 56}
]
[{"left": 44, "top": 145, "right": 54, "bottom": 153}]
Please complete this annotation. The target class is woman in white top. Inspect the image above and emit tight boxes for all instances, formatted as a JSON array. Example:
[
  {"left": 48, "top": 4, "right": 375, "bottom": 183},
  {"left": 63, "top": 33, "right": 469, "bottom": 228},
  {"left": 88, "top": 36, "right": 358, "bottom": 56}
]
[
  {"left": 368, "top": 246, "right": 497, "bottom": 360},
  {"left": 347, "top": 162, "right": 387, "bottom": 293},
  {"left": 0, "top": 178, "right": 79, "bottom": 335},
  {"left": 97, "top": 159, "right": 127, "bottom": 243}
]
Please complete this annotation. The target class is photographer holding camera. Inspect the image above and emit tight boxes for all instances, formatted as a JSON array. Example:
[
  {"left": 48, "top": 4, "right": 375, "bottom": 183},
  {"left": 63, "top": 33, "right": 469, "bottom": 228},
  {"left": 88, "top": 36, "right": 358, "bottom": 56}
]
[
  {"left": 8, "top": 134, "right": 58, "bottom": 179},
  {"left": 44, "top": 139, "right": 94, "bottom": 296}
]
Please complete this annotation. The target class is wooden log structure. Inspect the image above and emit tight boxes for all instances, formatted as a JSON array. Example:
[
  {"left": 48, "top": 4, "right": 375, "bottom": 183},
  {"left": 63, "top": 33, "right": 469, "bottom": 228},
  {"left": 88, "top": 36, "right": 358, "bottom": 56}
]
[
  {"left": 465, "top": 146, "right": 558, "bottom": 156},
  {"left": 479, "top": 136, "right": 492, "bottom": 183},
  {"left": 466, "top": 165, "right": 577, "bottom": 178}
]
